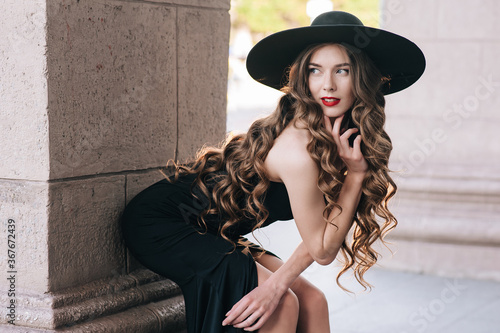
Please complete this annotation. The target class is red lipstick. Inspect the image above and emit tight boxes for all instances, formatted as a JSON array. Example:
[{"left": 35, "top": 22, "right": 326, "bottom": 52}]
[{"left": 321, "top": 97, "right": 340, "bottom": 107}]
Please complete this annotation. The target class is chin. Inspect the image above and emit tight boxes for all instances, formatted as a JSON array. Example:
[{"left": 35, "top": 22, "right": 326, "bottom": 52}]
[{"left": 323, "top": 109, "right": 348, "bottom": 119}]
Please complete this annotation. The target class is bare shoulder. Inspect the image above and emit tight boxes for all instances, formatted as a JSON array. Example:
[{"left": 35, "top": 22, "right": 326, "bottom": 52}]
[{"left": 265, "top": 122, "right": 318, "bottom": 182}]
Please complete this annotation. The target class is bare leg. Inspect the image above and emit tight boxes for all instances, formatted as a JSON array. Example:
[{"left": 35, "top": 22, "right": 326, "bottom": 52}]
[
  {"left": 291, "top": 275, "right": 330, "bottom": 333},
  {"left": 256, "top": 253, "right": 330, "bottom": 333},
  {"left": 255, "top": 262, "right": 300, "bottom": 332}
]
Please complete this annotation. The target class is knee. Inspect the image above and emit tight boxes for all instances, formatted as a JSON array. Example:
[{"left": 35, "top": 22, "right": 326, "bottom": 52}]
[
  {"left": 300, "top": 284, "right": 328, "bottom": 313},
  {"left": 310, "top": 287, "right": 328, "bottom": 311},
  {"left": 280, "top": 289, "right": 300, "bottom": 318}
]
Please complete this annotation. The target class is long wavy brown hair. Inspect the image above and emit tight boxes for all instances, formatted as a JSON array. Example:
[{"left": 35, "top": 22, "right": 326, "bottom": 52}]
[{"left": 170, "top": 42, "right": 398, "bottom": 291}]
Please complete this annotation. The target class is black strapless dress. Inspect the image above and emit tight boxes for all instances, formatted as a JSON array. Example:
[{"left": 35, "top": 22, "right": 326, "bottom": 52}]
[{"left": 121, "top": 173, "right": 293, "bottom": 332}]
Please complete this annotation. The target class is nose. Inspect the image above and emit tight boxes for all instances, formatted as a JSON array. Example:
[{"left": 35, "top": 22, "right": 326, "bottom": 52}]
[{"left": 322, "top": 73, "right": 336, "bottom": 91}]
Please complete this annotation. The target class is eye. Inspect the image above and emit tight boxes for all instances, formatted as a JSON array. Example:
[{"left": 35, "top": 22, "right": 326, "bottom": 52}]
[
  {"left": 337, "top": 68, "right": 350, "bottom": 75},
  {"left": 309, "top": 67, "right": 320, "bottom": 74}
]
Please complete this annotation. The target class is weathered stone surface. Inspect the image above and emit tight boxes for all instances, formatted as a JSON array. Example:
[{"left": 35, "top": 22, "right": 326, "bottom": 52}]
[
  {"left": 0, "top": 1, "right": 50, "bottom": 181},
  {"left": 176, "top": 7, "right": 230, "bottom": 162},
  {"left": 125, "top": 169, "right": 166, "bottom": 204},
  {"left": 0, "top": 325, "right": 51, "bottom": 332},
  {"left": 46, "top": 0, "right": 177, "bottom": 179},
  {"left": 149, "top": 0, "right": 230, "bottom": 10},
  {"left": 0, "top": 269, "right": 184, "bottom": 330},
  {"left": 54, "top": 296, "right": 186, "bottom": 332},
  {"left": 1, "top": 0, "right": 230, "bottom": 330},
  {"left": 0, "top": 180, "right": 50, "bottom": 294},
  {"left": 47, "top": 176, "right": 126, "bottom": 291}
]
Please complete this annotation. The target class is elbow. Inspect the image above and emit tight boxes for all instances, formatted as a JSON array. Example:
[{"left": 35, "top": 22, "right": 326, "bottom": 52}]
[
  {"left": 315, "top": 256, "right": 335, "bottom": 266},
  {"left": 311, "top": 249, "right": 336, "bottom": 266},
  {"left": 307, "top": 241, "right": 341, "bottom": 266}
]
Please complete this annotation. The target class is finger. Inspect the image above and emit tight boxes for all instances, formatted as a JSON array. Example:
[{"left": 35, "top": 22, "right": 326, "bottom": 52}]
[
  {"left": 340, "top": 128, "right": 359, "bottom": 147},
  {"left": 223, "top": 301, "right": 249, "bottom": 326},
  {"left": 323, "top": 115, "right": 333, "bottom": 133},
  {"left": 233, "top": 310, "right": 264, "bottom": 329},
  {"left": 352, "top": 133, "right": 362, "bottom": 149},
  {"left": 231, "top": 307, "right": 256, "bottom": 326},
  {"left": 331, "top": 115, "right": 344, "bottom": 146},
  {"left": 332, "top": 114, "right": 344, "bottom": 134},
  {"left": 350, "top": 135, "right": 366, "bottom": 161},
  {"left": 243, "top": 313, "right": 271, "bottom": 331},
  {"left": 337, "top": 125, "right": 358, "bottom": 152}
]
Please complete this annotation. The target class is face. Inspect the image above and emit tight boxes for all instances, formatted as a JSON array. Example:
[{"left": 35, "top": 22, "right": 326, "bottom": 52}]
[{"left": 307, "top": 44, "right": 355, "bottom": 118}]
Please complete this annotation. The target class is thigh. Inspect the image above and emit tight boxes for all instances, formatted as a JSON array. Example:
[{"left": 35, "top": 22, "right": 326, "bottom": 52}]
[
  {"left": 136, "top": 228, "right": 263, "bottom": 333},
  {"left": 256, "top": 253, "right": 330, "bottom": 333},
  {"left": 255, "top": 253, "right": 322, "bottom": 301},
  {"left": 134, "top": 224, "right": 242, "bottom": 286}
]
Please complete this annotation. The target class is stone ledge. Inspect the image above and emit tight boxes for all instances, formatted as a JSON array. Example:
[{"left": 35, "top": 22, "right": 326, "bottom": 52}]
[
  {"left": 0, "top": 295, "right": 186, "bottom": 333},
  {"left": 146, "top": 0, "right": 230, "bottom": 10},
  {"left": 57, "top": 295, "right": 186, "bottom": 333},
  {"left": 0, "top": 269, "right": 185, "bottom": 330}
]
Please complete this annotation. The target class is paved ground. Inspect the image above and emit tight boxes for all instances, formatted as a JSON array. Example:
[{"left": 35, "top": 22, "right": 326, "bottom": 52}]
[{"left": 227, "top": 63, "right": 500, "bottom": 333}]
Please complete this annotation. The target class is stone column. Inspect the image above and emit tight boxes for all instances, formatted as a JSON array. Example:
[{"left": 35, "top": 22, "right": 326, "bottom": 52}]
[
  {"left": 0, "top": 0, "right": 229, "bottom": 331},
  {"left": 379, "top": 0, "right": 500, "bottom": 281}
]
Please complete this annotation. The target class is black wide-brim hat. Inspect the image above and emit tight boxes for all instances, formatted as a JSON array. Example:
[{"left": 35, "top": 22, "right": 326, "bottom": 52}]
[{"left": 246, "top": 11, "right": 426, "bottom": 95}]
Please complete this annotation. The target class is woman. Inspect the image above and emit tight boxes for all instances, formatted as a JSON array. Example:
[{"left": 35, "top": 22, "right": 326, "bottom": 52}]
[{"left": 122, "top": 11, "right": 425, "bottom": 332}]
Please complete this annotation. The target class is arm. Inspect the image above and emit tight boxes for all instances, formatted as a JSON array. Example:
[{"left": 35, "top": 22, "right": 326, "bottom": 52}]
[
  {"left": 224, "top": 114, "right": 367, "bottom": 329},
  {"left": 318, "top": 114, "right": 367, "bottom": 263},
  {"left": 314, "top": 163, "right": 365, "bottom": 264},
  {"left": 222, "top": 242, "right": 313, "bottom": 330},
  {"left": 273, "top": 114, "right": 368, "bottom": 265}
]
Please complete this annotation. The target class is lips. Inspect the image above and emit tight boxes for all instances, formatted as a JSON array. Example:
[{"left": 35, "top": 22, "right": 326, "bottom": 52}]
[{"left": 321, "top": 97, "right": 340, "bottom": 107}]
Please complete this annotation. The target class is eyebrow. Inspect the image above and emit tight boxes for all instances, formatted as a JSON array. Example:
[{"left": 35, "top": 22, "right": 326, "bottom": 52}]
[{"left": 308, "top": 62, "right": 351, "bottom": 68}]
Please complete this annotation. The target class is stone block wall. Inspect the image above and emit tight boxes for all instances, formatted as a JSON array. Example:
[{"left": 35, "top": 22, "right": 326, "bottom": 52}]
[
  {"left": 0, "top": 0, "right": 230, "bottom": 330},
  {"left": 379, "top": 0, "right": 500, "bottom": 281}
]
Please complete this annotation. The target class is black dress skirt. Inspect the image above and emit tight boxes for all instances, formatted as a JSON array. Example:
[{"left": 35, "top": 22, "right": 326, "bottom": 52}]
[{"left": 121, "top": 173, "right": 293, "bottom": 332}]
